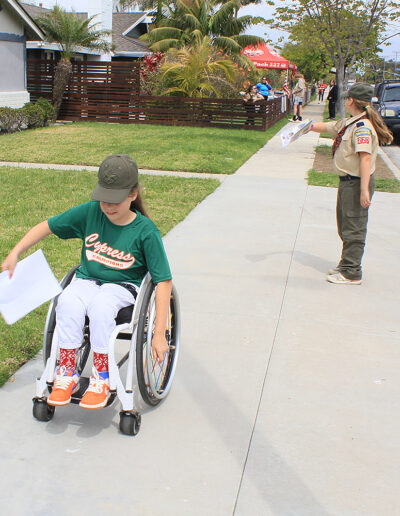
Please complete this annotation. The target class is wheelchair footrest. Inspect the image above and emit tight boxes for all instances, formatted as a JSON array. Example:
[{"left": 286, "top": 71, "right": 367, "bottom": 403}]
[
  {"left": 70, "top": 377, "right": 117, "bottom": 407},
  {"left": 70, "top": 377, "right": 90, "bottom": 403}
]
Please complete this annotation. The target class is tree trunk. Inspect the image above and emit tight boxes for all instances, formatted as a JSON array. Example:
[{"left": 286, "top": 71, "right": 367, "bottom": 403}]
[
  {"left": 336, "top": 58, "right": 347, "bottom": 118},
  {"left": 52, "top": 57, "right": 73, "bottom": 122}
]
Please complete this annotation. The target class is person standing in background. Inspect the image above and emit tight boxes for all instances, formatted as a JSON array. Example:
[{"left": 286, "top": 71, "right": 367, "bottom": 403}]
[
  {"left": 318, "top": 80, "right": 327, "bottom": 103},
  {"left": 292, "top": 73, "right": 306, "bottom": 121},
  {"left": 327, "top": 80, "right": 338, "bottom": 119},
  {"left": 240, "top": 84, "right": 264, "bottom": 125}
]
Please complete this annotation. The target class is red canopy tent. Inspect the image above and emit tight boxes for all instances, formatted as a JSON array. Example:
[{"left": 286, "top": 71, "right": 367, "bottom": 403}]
[{"left": 241, "top": 44, "right": 296, "bottom": 71}]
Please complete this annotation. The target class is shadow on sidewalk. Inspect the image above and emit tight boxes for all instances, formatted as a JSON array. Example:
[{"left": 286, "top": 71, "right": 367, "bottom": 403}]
[{"left": 179, "top": 348, "right": 333, "bottom": 515}]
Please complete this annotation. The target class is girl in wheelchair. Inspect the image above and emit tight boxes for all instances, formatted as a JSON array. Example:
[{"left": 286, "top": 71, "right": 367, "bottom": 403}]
[{"left": 2, "top": 154, "right": 172, "bottom": 411}]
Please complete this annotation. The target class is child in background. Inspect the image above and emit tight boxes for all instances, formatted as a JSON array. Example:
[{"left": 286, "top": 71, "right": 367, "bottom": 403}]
[
  {"left": 240, "top": 84, "right": 264, "bottom": 126},
  {"left": 1, "top": 154, "right": 172, "bottom": 408}
]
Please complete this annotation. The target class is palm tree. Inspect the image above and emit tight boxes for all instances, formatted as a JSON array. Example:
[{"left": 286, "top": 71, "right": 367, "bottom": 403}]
[
  {"left": 141, "top": 0, "right": 263, "bottom": 54},
  {"left": 35, "top": 6, "right": 112, "bottom": 121},
  {"left": 160, "top": 36, "right": 236, "bottom": 97}
]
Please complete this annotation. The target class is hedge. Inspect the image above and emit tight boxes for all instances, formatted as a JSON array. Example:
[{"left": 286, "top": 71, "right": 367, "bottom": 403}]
[{"left": 0, "top": 98, "right": 55, "bottom": 134}]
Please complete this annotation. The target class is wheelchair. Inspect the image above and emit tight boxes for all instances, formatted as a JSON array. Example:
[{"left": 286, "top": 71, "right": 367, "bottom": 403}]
[{"left": 32, "top": 266, "right": 180, "bottom": 436}]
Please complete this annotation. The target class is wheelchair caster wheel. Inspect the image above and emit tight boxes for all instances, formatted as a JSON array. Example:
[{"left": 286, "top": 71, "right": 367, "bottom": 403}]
[
  {"left": 119, "top": 411, "right": 141, "bottom": 436},
  {"left": 32, "top": 397, "right": 55, "bottom": 422}
]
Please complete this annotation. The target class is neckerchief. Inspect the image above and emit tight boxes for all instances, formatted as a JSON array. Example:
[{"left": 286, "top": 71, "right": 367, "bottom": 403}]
[{"left": 332, "top": 114, "right": 367, "bottom": 157}]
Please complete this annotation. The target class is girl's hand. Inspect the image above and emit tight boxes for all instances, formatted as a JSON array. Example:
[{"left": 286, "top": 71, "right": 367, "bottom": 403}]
[
  {"left": 1, "top": 251, "right": 19, "bottom": 279},
  {"left": 360, "top": 190, "right": 371, "bottom": 208},
  {"left": 151, "top": 332, "right": 169, "bottom": 364}
]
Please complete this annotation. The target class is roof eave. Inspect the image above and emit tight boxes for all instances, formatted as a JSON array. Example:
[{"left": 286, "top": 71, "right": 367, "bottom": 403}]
[
  {"left": 26, "top": 41, "right": 104, "bottom": 56},
  {"left": 6, "top": 0, "right": 45, "bottom": 40},
  {"left": 114, "top": 50, "right": 152, "bottom": 57},
  {"left": 121, "top": 13, "right": 149, "bottom": 36}
]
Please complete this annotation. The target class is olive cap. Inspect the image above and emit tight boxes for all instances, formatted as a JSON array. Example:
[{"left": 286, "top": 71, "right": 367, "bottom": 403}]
[
  {"left": 91, "top": 154, "right": 138, "bottom": 203},
  {"left": 347, "top": 83, "right": 373, "bottom": 102}
]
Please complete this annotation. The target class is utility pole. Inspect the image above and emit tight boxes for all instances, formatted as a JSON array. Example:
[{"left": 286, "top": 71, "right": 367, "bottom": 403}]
[{"left": 394, "top": 52, "right": 400, "bottom": 75}]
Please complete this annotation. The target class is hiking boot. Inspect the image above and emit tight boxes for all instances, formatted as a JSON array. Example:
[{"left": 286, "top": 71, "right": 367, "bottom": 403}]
[
  {"left": 47, "top": 366, "right": 80, "bottom": 406},
  {"left": 298, "top": 116, "right": 303, "bottom": 121},
  {"left": 79, "top": 367, "right": 110, "bottom": 410},
  {"left": 326, "top": 272, "right": 362, "bottom": 285},
  {"left": 292, "top": 115, "right": 298, "bottom": 121}
]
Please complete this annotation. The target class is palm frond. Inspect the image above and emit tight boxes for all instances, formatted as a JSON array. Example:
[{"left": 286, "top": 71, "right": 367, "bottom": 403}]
[{"left": 35, "top": 6, "right": 111, "bottom": 58}]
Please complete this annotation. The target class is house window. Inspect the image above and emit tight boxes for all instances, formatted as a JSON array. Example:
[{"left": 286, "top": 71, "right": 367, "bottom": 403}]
[{"left": 45, "top": 51, "right": 55, "bottom": 60}]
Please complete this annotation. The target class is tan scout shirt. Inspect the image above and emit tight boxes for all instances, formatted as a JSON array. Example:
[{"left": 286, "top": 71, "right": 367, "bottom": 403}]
[{"left": 325, "top": 112, "right": 378, "bottom": 177}]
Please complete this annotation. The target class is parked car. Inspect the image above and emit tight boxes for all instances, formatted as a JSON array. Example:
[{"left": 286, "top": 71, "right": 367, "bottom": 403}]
[{"left": 372, "top": 81, "right": 400, "bottom": 136}]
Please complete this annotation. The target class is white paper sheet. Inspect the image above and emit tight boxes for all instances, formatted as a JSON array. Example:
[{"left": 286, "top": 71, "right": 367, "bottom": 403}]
[
  {"left": 280, "top": 119, "right": 313, "bottom": 147},
  {"left": 0, "top": 249, "right": 62, "bottom": 325}
]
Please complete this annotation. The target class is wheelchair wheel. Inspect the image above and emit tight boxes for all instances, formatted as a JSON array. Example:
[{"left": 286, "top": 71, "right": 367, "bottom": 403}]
[
  {"left": 32, "top": 397, "right": 55, "bottom": 422},
  {"left": 43, "top": 265, "right": 90, "bottom": 375},
  {"left": 119, "top": 411, "right": 141, "bottom": 436},
  {"left": 136, "top": 282, "right": 180, "bottom": 406}
]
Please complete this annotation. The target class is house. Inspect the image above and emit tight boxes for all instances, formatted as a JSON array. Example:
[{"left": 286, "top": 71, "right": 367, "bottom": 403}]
[
  {"left": 0, "top": 0, "right": 45, "bottom": 107},
  {"left": 21, "top": 1, "right": 153, "bottom": 62}
]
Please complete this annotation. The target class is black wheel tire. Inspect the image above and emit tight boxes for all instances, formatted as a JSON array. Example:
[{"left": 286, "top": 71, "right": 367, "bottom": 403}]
[
  {"left": 119, "top": 412, "right": 141, "bottom": 436},
  {"left": 32, "top": 399, "right": 55, "bottom": 422}
]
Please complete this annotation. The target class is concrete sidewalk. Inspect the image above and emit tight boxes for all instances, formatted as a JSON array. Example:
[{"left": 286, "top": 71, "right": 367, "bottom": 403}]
[{"left": 0, "top": 100, "right": 399, "bottom": 516}]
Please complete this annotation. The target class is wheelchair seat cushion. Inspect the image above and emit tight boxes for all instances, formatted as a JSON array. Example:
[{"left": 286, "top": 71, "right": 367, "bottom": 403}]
[{"left": 115, "top": 305, "right": 134, "bottom": 325}]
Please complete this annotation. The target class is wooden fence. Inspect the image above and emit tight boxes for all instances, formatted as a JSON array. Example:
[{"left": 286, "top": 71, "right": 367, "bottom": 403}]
[
  {"left": 27, "top": 58, "right": 140, "bottom": 117},
  {"left": 27, "top": 59, "right": 288, "bottom": 130}
]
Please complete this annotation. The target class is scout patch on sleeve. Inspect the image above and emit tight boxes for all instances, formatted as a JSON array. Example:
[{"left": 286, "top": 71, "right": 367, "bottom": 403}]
[{"left": 354, "top": 127, "right": 372, "bottom": 145}]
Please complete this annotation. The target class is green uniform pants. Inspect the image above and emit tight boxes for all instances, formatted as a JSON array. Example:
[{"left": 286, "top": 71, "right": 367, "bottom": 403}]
[{"left": 336, "top": 175, "right": 375, "bottom": 280}]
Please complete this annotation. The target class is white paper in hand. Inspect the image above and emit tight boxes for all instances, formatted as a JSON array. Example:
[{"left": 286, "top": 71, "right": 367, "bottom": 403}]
[
  {"left": 0, "top": 249, "right": 62, "bottom": 325},
  {"left": 280, "top": 119, "right": 313, "bottom": 147}
]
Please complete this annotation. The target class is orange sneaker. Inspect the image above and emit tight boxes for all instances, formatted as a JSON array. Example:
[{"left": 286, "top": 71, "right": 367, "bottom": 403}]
[
  {"left": 79, "top": 367, "right": 110, "bottom": 410},
  {"left": 47, "top": 366, "right": 80, "bottom": 406}
]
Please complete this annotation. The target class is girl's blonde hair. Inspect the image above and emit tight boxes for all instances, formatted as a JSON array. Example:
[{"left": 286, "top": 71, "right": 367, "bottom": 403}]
[{"left": 353, "top": 99, "right": 393, "bottom": 145}]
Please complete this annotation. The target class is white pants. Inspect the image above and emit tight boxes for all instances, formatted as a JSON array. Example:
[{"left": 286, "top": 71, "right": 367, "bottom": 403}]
[{"left": 55, "top": 278, "right": 137, "bottom": 353}]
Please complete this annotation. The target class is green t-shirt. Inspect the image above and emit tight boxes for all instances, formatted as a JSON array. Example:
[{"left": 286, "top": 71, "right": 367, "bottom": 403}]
[{"left": 48, "top": 201, "right": 172, "bottom": 287}]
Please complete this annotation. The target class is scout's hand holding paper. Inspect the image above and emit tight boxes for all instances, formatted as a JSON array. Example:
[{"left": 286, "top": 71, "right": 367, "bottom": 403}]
[{"left": 280, "top": 119, "right": 313, "bottom": 147}]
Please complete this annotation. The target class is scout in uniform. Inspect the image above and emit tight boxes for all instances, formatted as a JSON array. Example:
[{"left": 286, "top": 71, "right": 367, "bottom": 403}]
[{"left": 310, "top": 83, "right": 393, "bottom": 284}]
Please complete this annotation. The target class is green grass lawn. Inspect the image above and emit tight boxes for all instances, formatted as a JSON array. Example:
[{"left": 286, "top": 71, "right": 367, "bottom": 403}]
[
  {"left": 0, "top": 166, "right": 219, "bottom": 386},
  {"left": 308, "top": 169, "right": 400, "bottom": 192},
  {"left": 0, "top": 119, "right": 288, "bottom": 174}
]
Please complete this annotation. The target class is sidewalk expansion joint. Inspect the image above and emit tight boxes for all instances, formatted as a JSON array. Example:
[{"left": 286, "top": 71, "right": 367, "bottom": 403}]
[{"left": 232, "top": 183, "right": 311, "bottom": 515}]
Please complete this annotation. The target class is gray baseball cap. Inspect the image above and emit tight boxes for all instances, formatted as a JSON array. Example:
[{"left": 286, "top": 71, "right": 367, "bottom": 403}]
[{"left": 91, "top": 154, "right": 138, "bottom": 203}]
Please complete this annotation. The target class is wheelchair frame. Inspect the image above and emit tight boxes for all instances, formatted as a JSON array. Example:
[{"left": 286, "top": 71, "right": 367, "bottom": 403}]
[{"left": 33, "top": 267, "right": 180, "bottom": 435}]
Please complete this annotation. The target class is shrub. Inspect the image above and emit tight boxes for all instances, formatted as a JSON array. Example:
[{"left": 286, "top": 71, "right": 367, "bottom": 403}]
[
  {"left": 140, "top": 53, "right": 165, "bottom": 95},
  {"left": 36, "top": 97, "right": 55, "bottom": 125},
  {"left": 0, "top": 107, "right": 27, "bottom": 133},
  {"left": 0, "top": 98, "right": 55, "bottom": 134},
  {"left": 23, "top": 102, "right": 45, "bottom": 128}
]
